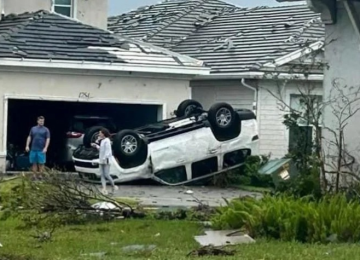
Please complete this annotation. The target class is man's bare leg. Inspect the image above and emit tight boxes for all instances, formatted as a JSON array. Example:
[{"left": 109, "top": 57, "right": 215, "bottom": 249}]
[
  {"left": 38, "top": 164, "right": 45, "bottom": 179},
  {"left": 31, "top": 164, "right": 38, "bottom": 180}
]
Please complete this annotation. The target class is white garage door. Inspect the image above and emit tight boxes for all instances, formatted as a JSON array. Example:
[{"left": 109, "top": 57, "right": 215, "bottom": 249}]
[{"left": 191, "top": 80, "right": 255, "bottom": 110}]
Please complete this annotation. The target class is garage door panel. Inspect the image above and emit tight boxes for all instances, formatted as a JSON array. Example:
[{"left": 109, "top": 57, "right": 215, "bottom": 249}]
[{"left": 192, "top": 85, "right": 254, "bottom": 110}]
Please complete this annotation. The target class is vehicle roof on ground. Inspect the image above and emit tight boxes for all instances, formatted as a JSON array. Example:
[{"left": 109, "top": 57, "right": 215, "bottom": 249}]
[
  {"left": 108, "top": 0, "right": 324, "bottom": 74},
  {"left": 0, "top": 10, "right": 205, "bottom": 69}
]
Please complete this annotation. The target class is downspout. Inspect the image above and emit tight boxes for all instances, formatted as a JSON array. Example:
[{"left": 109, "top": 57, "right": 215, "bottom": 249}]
[{"left": 241, "top": 78, "right": 258, "bottom": 115}]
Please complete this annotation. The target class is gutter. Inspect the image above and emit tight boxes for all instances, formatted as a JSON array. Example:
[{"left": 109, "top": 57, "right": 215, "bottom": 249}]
[
  {"left": 194, "top": 72, "right": 324, "bottom": 81},
  {"left": 0, "top": 58, "right": 211, "bottom": 76},
  {"left": 241, "top": 78, "right": 258, "bottom": 115}
]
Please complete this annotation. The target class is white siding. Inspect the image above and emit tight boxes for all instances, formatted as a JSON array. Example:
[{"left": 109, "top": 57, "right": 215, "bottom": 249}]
[
  {"left": 191, "top": 80, "right": 255, "bottom": 110},
  {"left": 258, "top": 80, "right": 323, "bottom": 159}
]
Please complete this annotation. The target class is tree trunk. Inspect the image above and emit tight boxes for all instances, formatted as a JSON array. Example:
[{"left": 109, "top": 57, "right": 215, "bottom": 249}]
[{"left": 335, "top": 129, "right": 343, "bottom": 193}]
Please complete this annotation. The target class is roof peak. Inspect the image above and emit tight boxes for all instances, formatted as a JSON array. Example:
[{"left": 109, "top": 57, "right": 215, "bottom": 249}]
[{"left": 109, "top": 0, "right": 237, "bottom": 19}]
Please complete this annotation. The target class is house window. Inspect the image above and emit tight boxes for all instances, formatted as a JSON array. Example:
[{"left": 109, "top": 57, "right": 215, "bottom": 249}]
[
  {"left": 288, "top": 94, "right": 323, "bottom": 155},
  {"left": 53, "top": 0, "right": 73, "bottom": 17}
]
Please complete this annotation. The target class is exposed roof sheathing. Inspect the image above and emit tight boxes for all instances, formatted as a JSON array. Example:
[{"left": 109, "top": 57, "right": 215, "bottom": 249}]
[{"left": 109, "top": 0, "right": 325, "bottom": 74}]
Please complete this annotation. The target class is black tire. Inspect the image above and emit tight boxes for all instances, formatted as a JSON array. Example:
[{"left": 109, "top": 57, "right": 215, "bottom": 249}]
[
  {"left": 208, "top": 103, "right": 241, "bottom": 141},
  {"left": 208, "top": 102, "right": 235, "bottom": 130},
  {"left": 83, "top": 126, "right": 103, "bottom": 148},
  {"left": 113, "top": 130, "right": 145, "bottom": 160},
  {"left": 175, "top": 99, "right": 203, "bottom": 117}
]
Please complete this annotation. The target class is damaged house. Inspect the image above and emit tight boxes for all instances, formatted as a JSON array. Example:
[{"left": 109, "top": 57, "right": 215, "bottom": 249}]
[
  {"left": 108, "top": 0, "right": 325, "bottom": 159},
  {"left": 0, "top": 8, "right": 209, "bottom": 172},
  {"left": 277, "top": 0, "right": 360, "bottom": 183}
]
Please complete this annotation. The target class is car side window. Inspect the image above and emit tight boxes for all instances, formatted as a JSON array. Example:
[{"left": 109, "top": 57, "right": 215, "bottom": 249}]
[
  {"left": 223, "top": 149, "right": 251, "bottom": 168},
  {"left": 191, "top": 157, "right": 218, "bottom": 179},
  {"left": 154, "top": 166, "right": 187, "bottom": 184}
]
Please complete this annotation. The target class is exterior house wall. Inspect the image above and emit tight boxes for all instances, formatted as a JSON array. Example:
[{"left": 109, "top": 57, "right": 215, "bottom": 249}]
[
  {"left": 0, "top": 0, "right": 108, "bottom": 29},
  {"left": 191, "top": 80, "right": 255, "bottom": 110},
  {"left": 0, "top": 68, "right": 192, "bottom": 172},
  {"left": 191, "top": 78, "right": 322, "bottom": 159},
  {"left": 192, "top": 79, "right": 323, "bottom": 159},
  {"left": 322, "top": 2, "right": 360, "bottom": 161},
  {"left": 257, "top": 80, "right": 323, "bottom": 158}
]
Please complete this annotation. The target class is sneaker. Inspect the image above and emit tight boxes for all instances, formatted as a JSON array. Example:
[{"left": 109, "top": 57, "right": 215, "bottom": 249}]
[
  {"left": 101, "top": 189, "right": 108, "bottom": 195},
  {"left": 111, "top": 185, "right": 118, "bottom": 194}
]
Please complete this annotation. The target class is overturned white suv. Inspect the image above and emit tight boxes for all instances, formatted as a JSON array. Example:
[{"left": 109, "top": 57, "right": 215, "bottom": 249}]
[{"left": 72, "top": 99, "right": 259, "bottom": 185}]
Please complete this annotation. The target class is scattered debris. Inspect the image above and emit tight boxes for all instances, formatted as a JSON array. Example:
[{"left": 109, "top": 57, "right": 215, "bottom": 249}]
[
  {"left": 81, "top": 252, "right": 107, "bottom": 257},
  {"left": 326, "top": 234, "right": 338, "bottom": 242},
  {"left": 214, "top": 37, "right": 235, "bottom": 51},
  {"left": 187, "top": 245, "right": 235, "bottom": 257},
  {"left": 122, "top": 244, "right": 156, "bottom": 253},
  {"left": 200, "top": 221, "right": 212, "bottom": 228},
  {"left": 284, "top": 21, "right": 295, "bottom": 28},
  {"left": 194, "top": 230, "right": 255, "bottom": 247},
  {"left": 92, "top": 202, "right": 119, "bottom": 211},
  {"left": 30, "top": 227, "right": 56, "bottom": 243}
]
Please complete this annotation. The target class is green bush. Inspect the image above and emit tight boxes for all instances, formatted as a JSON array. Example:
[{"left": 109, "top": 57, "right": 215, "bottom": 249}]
[
  {"left": 212, "top": 155, "right": 273, "bottom": 188},
  {"left": 274, "top": 165, "right": 322, "bottom": 200},
  {"left": 212, "top": 194, "right": 360, "bottom": 243}
]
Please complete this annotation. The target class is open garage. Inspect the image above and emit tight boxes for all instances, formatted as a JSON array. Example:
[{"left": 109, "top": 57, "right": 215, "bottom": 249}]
[
  {"left": 0, "top": 68, "right": 205, "bottom": 173},
  {"left": 6, "top": 98, "right": 161, "bottom": 171}
]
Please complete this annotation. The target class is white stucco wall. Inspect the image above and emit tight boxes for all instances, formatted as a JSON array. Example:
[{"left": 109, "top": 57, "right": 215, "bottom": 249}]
[
  {"left": 258, "top": 80, "right": 323, "bottom": 159},
  {"left": 1, "top": 0, "right": 108, "bottom": 29},
  {"left": 0, "top": 68, "right": 192, "bottom": 172},
  {"left": 322, "top": 2, "right": 360, "bottom": 156}
]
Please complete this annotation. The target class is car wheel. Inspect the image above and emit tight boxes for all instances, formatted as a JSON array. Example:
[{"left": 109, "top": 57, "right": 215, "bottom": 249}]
[
  {"left": 113, "top": 130, "right": 148, "bottom": 168},
  {"left": 208, "top": 103, "right": 235, "bottom": 130},
  {"left": 208, "top": 103, "right": 241, "bottom": 141},
  {"left": 175, "top": 99, "right": 203, "bottom": 117},
  {"left": 83, "top": 126, "right": 103, "bottom": 148}
]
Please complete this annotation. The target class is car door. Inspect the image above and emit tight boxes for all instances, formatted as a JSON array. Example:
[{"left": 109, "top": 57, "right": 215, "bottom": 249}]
[{"left": 150, "top": 127, "right": 220, "bottom": 184}]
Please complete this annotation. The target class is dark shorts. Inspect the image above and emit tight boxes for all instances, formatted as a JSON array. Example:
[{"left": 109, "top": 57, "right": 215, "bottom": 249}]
[{"left": 29, "top": 151, "right": 46, "bottom": 164}]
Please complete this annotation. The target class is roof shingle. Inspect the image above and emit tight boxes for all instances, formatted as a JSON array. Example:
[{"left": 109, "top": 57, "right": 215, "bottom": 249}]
[
  {"left": 108, "top": 0, "right": 325, "bottom": 74},
  {"left": 0, "top": 10, "right": 205, "bottom": 69}
]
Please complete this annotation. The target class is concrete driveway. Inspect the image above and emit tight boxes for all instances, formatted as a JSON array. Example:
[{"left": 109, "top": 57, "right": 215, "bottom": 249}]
[{"left": 111, "top": 185, "right": 262, "bottom": 207}]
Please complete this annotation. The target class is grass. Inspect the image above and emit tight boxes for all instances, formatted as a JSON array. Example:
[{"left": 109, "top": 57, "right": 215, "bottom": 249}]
[
  {"left": 0, "top": 176, "right": 22, "bottom": 192},
  {"left": 1, "top": 218, "right": 360, "bottom": 260},
  {"left": 233, "top": 184, "right": 272, "bottom": 193}
]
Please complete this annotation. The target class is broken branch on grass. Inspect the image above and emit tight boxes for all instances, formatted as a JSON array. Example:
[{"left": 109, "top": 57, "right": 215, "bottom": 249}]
[{"left": 187, "top": 246, "right": 235, "bottom": 257}]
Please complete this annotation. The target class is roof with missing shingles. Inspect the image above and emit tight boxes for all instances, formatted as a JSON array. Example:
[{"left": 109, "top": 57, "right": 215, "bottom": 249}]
[
  {"left": 0, "top": 10, "right": 205, "bottom": 69},
  {"left": 108, "top": 0, "right": 324, "bottom": 74}
]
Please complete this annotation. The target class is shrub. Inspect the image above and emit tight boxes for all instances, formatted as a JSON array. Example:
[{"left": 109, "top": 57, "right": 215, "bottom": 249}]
[
  {"left": 211, "top": 194, "right": 360, "bottom": 243},
  {"left": 274, "top": 164, "right": 322, "bottom": 200},
  {"left": 212, "top": 155, "right": 273, "bottom": 188}
]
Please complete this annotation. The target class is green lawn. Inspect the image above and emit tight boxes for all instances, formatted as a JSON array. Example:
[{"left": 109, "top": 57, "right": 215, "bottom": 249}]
[{"left": 1, "top": 218, "right": 360, "bottom": 260}]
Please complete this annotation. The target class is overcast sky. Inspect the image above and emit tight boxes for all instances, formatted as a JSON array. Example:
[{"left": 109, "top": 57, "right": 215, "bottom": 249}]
[{"left": 108, "top": 0, "right": 305, "bottom": 16}]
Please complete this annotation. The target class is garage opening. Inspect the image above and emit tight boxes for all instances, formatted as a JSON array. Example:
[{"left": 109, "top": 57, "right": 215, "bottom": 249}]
[{"left": 6, "top": 99, "right": 161, "bottom": 171}]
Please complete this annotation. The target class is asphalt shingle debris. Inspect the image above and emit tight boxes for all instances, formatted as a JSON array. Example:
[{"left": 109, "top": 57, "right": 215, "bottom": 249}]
[
  {"left": 108, "top": 0, "right": 325, "bottom": 74},
  {"left": 0, "top": 10, "right": 204, "bottom": 68}
]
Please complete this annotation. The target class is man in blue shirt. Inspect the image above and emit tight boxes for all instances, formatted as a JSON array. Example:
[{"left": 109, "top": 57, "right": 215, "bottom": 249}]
[{"left": 25, "top": 116, "right": 51, "bottom": 175}]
